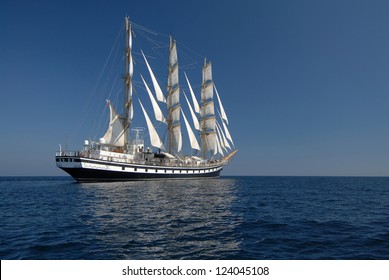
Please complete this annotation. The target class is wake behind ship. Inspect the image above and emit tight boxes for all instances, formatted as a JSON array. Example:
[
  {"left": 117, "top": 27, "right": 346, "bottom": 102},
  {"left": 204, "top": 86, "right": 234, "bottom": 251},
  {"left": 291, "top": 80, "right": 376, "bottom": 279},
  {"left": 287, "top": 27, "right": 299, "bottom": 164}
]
[{"left": 56, "top": 17, "right": 237, "bottom": 181}]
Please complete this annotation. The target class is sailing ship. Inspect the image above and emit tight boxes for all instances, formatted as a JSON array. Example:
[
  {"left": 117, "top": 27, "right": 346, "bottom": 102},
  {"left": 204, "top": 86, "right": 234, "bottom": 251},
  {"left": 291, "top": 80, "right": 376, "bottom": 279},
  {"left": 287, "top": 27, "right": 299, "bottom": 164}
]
[{"left": 56, "top": 17, "right": 237, "bottom": 181}]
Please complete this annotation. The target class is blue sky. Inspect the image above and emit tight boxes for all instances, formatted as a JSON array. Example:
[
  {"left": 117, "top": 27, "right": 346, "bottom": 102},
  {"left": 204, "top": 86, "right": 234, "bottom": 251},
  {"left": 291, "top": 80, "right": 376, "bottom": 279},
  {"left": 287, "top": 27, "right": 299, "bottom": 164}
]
[{"left": 1, "top": 0, "right": 389, "bottom": 176}]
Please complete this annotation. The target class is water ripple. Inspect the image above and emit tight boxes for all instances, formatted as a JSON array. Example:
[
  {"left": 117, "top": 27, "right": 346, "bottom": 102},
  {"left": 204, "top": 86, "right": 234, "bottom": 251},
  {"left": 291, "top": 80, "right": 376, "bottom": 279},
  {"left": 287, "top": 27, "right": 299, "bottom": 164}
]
[{"left": 0, "top": 176, "right": 388, "bottom": 259}]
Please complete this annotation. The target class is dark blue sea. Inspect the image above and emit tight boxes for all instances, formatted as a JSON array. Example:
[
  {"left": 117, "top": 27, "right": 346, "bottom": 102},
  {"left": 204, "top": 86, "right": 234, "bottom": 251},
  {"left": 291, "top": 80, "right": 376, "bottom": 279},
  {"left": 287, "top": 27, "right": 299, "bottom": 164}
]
[{"left": 0, "top": 176, "right": 388, "bottom": 259}]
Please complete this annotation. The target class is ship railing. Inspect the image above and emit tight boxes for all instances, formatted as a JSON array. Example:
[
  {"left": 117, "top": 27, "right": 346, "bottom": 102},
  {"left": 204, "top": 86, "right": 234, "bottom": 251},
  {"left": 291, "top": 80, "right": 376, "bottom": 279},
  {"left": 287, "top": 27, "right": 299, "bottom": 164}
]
[
  {"left": 56, "top": 150, "right": 224, "bottom": 167},
  {"left": 56, "top": 150, "right": 82, "bottom": 157}
]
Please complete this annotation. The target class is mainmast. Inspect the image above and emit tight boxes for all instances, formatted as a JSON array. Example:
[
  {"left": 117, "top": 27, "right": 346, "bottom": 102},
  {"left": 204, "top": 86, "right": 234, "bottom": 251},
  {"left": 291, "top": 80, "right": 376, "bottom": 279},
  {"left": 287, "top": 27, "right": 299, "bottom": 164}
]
[
  {"left": 200, "top": 58, "right": 216, "bottom": 159},
  {"left": 167, "top": 35, "right": 181, "bottom": 154},
  {"left": 124, "top": 17, "right": 133, "bottom": 148}
]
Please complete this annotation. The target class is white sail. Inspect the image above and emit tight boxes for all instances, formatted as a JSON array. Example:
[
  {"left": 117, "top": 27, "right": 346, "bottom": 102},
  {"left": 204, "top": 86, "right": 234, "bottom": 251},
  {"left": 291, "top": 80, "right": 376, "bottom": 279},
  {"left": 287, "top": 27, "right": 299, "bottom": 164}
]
[
  {"left": 102, "top": 101, "right": 125, "bottom": 146},
  {"left": 169, "top": 39, "right": 178, "bottom": 67},
  {"left": 214, "top": 84, "right": 228, "bottom": 124},
  {"left": 215, "top": 128, "right": 224, "bottom": 156},
  {"left": 129, "top": 100, "right": 133, "bottom": 121},
  {"left": 170, "top": 65, "right": 179, "bottom": 87},
  {"left": 200, "top": 59, "right": 217, "bottom": 157},
  {"left": 168, "top": 39, "right": 179, "bottom": 90},
  {"left": 201, "top": 117, "right": 216, "bottom": 131},
  {"left": 168, "top": 38, "right": 179, "bottom": 109},
  {"left": 129, "top": 22, "right": 133, "bottom": 119},
  {"left": 127, "top": 74, "right": 133, "bottom": 121},
  {"left": 201, "top": 101, "right": 214, "bottom": 117},
  {"left": 203, "top": 83, "right": 213, "bottom": 101},
  {"left": 216, "top": 120, "right": 231, "bottom": 150},
  {"left": 138, "top": 99, "right": 165, "bottom": 150},
  {"left": 129, "top": 56, "right": 134, "bottom": 76},
  {"left": 216, "top": 109, "right": 234, "bottom": 148},
  {"left": 129, "top": 23, "right": 133, "bottom": 76},
  {"left": 170, "top": 100, "right": 181, "bottom": 153},
  {"left": 128, "top": 31, "right": 133, "bottom": 120},
  {"left": 169, "top": 88, "right": 180, "bottom": 108},
  {"left": 203, "top": 60, "right": 212, "bottom": 83},
  {"left": 126, "top": 20, "right": 134, "bottom": 123},
  {"left": 141, "top": 50, "right": 166, "bottom": 103},
  {"left": 183, "top": 92, "right": 200, "bottom": 131},
  {"left": 204, "top": 132, "right": 216, "bottom": 156},
  {"left": 172, "top": 125, "right": 182, "bottom": 153},
  {"left": 171, "top": 106, "right": 180, "bottom": 123},
  {"left": 213, "top": 135, "right": 218, "bottom": 156},
  {"left": 167, "top": 36, "right": 181, "bottom": 155},
  {"left": 181, "top": 108, "right": 200, "bottom": 151},
  {"left": 222, "top": 120, "right": 234, "bottom": 148},
  {"left": 141, "top": 75, "right": 166, "bottom": 124},
  {"left": 184, "top": 72, "right": 200, "bottom": 114},
  {"left": 216, "top": 123, "right": 228, "bottom": 153}
]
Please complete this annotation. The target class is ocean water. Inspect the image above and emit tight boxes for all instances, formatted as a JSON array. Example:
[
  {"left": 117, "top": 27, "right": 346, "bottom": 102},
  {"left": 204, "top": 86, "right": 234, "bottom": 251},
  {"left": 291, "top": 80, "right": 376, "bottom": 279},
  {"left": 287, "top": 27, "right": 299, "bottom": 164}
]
[{"left": 0, "top": 176, "right": 388, "bottom": 259}]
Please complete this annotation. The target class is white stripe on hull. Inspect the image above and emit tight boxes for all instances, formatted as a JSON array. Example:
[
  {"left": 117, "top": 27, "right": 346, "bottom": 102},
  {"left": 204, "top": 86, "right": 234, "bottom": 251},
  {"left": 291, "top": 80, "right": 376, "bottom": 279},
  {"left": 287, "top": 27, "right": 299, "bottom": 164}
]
[{"left": 56, "top": 156, "right": 223, "bottom": 181}]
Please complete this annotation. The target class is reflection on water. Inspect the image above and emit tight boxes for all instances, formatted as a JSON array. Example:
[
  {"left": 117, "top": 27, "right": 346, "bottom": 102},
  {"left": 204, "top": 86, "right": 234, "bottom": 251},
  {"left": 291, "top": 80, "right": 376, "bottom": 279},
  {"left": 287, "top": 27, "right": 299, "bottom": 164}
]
[{"left": 77, "top": 178, "right": 241, "bottom": 259}]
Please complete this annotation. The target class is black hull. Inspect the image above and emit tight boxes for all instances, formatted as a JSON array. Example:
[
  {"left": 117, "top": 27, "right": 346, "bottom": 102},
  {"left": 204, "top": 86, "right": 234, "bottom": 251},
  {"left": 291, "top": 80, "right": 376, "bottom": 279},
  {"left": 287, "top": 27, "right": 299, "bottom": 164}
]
[{"left": 60, "top": 167, "right": 222, "bottom": 182}]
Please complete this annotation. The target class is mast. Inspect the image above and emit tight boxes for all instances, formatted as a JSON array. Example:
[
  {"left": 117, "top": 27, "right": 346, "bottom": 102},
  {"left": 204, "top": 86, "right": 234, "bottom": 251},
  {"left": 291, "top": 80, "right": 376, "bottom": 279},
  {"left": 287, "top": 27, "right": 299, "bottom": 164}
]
[
  {"left": 167, "top": 35, "right": 181, "bottom": 154},
  {"left": 200, "top": 58, "right": 216, "bottom": 159},
  {"left": 124, "top": 17, "right": 133, "bottom": 148}
]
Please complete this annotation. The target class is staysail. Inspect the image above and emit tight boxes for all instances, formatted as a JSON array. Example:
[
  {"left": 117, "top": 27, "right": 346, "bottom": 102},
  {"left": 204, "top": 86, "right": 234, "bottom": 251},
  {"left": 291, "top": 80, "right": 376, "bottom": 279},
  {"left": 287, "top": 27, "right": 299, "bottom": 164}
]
[
  {"left": 216, "top": 120, "right": 231, "bottom": 150},
  {"left": 215, "top": 126, "right": 224, "bottom": 156},
  {"left": 181, "top": 108, "right": 200, "bottom": 151},
  {"left": 221, "top": 118, "right": 234, "bottom": 148},
  {"left": 138, "top": 99, "right": 165, "bottom": 150},
  {"left": 183, "top": 91, "right": 200, "bottom": 131},
  {"left": 141, "top": 74, "right": 167, "bottom": 124},
  {"left": 102, "top": 100, "right": 125, "bottom": 146},
  {"left": 214, "top": 84, "right": 228, "bottom": 124},
  {"left": 141, "top": 50, "right": 166, "bottom": 103},
  {"left": 216, "top": 109, "right": 234, "bottom": 148},
  {"left": 184, "top": 72, "right": 200, "bottom": 114}
]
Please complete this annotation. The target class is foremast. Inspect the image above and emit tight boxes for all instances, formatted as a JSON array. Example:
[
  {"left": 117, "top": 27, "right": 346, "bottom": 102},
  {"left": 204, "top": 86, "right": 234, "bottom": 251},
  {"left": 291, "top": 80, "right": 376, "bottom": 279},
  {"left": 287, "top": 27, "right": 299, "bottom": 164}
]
[
  {"left": 167, "top": 36, "right": 182, "bottom": 155},
  {"left": 123, "top": 17, "right": 134, "bottom": 149}
]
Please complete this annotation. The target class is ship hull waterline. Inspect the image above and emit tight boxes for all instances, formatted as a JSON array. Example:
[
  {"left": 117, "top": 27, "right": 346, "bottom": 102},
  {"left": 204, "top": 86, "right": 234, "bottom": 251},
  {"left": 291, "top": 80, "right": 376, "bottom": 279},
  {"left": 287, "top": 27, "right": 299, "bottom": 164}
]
[{"left": 56, "top": 156, "right": 223, "bottom": 182}]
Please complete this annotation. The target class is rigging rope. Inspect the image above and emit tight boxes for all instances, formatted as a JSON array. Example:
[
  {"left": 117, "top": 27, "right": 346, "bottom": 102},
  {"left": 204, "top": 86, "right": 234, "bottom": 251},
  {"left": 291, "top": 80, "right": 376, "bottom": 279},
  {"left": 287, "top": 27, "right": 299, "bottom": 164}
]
[
  {"left": 66, "top": 19, "right": 229, "bottom": 157},
  {"left": 67, "top": 23, "right": 125, "bottom": 144}
]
